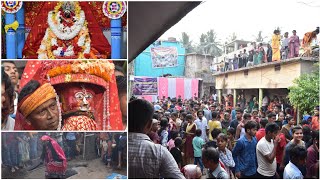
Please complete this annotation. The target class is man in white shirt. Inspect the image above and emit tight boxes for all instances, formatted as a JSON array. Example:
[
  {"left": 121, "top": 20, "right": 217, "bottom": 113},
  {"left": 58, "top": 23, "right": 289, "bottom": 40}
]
[
  {"left": 283, "top": 145, "right": 307, "bottom": 179},
  {"left": 256, "top": 123, "right": 280, "bottom": 178}
]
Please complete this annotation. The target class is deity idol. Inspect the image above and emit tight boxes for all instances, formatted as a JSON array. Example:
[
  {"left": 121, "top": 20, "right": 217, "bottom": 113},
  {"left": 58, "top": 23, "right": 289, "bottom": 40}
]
[
  {"left": 16, "top": 60, "right": 123, "bottom": 130},
  {"left": 34, "top": 2, "right": 109, "bottom": 59}
]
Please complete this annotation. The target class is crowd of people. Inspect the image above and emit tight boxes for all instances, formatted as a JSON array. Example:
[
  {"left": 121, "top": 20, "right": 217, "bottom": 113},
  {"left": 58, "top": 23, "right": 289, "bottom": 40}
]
[
  {"left": 1, "top": 132, "right": 127, "bottom": 178},
  {"left": 128, "top": 95, "right": 319, "bottom": 179},
  {"left": 215, "top": 27, "right": 319, "bottom": 73}
]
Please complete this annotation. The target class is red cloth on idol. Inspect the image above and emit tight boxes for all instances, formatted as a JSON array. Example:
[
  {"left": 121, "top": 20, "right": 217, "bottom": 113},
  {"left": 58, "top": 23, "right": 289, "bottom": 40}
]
[{"left": 22, "top": 2, "right": 111, "bottom": 59}]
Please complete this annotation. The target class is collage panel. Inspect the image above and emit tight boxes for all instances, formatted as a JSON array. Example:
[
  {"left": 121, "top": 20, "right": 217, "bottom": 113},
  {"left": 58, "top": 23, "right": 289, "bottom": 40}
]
[
  {"left": 1, "top": 60, "right": 127, "bottom": 131},
  {"left": 1, "top": 132, "right": 127, "bottom": 179},
  {"left": 128, "top": 1, "right": 319, "bottom": 179},
  {"left": 1, "top": 1, "right": 127, "bottom": 59}
]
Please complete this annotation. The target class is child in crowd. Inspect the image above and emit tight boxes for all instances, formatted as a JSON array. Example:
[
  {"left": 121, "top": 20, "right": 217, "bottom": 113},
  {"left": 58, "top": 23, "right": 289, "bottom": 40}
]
[
  {"left": 167, "top": 131, "right": 179, "bottom": 151},
  {"left": 227, "top": 127, "right": 236, "bottom": 150},
  {"left": 170, "top": 137, "right": 183, "bottom": 169},
  {"left": 206, "top": 128, "right": 221, "bottom": 148},
  {"left": 216, "top": 133, "right": 235, "bottom": 178},
  {"left": 159, "top": 118, "right": 169, "bottom": 147},
  {"left": 192, "top": 129, "right": 205, "bottom": 174}
]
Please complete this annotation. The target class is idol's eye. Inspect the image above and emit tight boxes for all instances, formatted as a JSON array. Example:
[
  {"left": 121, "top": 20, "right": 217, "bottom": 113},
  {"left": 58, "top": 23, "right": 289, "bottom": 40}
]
[
  {"left": 85, "top": 93, "right": 93, "bottom": 99},
  {"left": 75, "top": 92, "right": 84, "bottom": 99}
]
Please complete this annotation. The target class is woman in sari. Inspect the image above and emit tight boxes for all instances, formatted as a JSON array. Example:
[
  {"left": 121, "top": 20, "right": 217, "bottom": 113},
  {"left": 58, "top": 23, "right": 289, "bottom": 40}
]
[
  {"left": 272, "top": 30, "right": 281, "bottom": 61},
  {"left": 288, "top": 30, "right": 300, "bottom": 58},
  {"left": 184, "top": 114, "right": 197, "bottom": 164},
  {"left": 257, "top": 43, "right": 265, "bottom": 64},
  {"left": 302, "top": 27, "right": 319, "bottom": 57},
  {"left": 41, "top": 135, "right": 67, "bottom": 179}
]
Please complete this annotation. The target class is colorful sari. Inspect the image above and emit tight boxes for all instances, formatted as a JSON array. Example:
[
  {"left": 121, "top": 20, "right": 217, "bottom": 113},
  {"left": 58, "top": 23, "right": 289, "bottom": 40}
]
[
  {"left": 288, "top": 35, "right": 300, "bottom": 58},
  {"left": 185, "top": 123, "right": 196, "bottom": 161},
  {"left": 272, "top": 34, "right": 281, "bottom": 61},
  {"left": 41, "top": 135, "right": 67, "bottom": 178}
]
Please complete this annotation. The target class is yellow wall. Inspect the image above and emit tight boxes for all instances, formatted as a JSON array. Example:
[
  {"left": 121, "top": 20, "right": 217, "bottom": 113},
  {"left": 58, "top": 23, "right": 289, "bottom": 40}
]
[{"left": 215, "top": 60, "right": 315, "bottom": 89}]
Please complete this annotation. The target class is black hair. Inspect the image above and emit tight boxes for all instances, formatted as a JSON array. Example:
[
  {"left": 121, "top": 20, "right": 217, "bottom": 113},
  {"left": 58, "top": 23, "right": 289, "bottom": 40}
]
[
  {"left": 292, "top": 126, "right": 302, "bottom": 134},
  {"left": 116, "top": 76, "right": 127, "bottom": 95},
  {"left": 153, "top": 113, "right": 159, "bottom": 120},
  {"left": 158, "top": 118, "right": 169, "bottom": 136},
  {"left": 170, "top": 130, "right": 179, "bottom": 140},
  {"left": 174, "top": 137, "right": 183, "bottom": 147},
  {"left": 217, "top": 133, "right": 228, "bottom": 142},
  {"left": 202, "top": 147, "right": 219, "bottom": 163},
  {"left": 195, "top": 129, "right": 202, "bottom": 137},
  {"left": 211, "top": 128, "right": 221, "bottom": 139},
  {"left": 211, "top": 111, "right": 219, "bottom": 119},
  {"left": 2, "top": 68, "right": 14, "bottom": 105},
  {"left": 290, "top": 145, "right": 307, "bottom": 161},
  {"left": 243, "top": 113, "right": 252, "bottom": 120},
  {"left": 260, "top": 118, "right": 268, "bottom": 128},
  {"left": 171, "top": 112, "right": 178, "bottom": 117},
  {"left": 244, "top": 120, "right": 257, "bottom": 132},
  {"left": 197, "top": 110, "right": 204, "bottom": 116},
  {"left": 227, "top": 127, "right": 236, "bottom": 135},
  {"left": 186, "top": 114, "right": 193, "bottom": 121},
  {"left": 265, "top": 123, "right": 279, "bottom": 134},
  {"left": 18, "top": 80, "right": 41, "bottom": 103},
  {"left": 267, "top": 112, "right": 277, "bottom": 118},
  {"left": 129, "top": 99, "right": 154, "bottom": 132},
  {"left": 235, "top": 108, "right": 243, "bottom": 113},
  {"left": 312, "top": 130, "right": 319, "bottom": 141}
]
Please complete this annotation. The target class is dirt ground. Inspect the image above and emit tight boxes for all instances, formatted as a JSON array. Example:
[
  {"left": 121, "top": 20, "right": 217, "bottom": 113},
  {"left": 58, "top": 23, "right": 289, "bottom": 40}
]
[{"left": 2, "top": 157, "right": 127, "bottom": 179}]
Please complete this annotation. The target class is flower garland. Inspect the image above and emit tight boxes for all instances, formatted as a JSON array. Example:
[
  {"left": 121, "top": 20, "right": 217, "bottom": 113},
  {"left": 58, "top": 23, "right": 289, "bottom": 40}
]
[
  {"left": 47, "top": 60, "right": 115, "bottom": 82},
  {"left": 37, "top": 2, "right": 93, "bottom": 59}
]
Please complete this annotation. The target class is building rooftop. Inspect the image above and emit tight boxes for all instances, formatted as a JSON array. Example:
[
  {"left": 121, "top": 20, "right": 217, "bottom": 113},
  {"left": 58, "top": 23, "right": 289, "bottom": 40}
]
[{"left": 213, "top": 57, "right": 319, "bottom": 76}]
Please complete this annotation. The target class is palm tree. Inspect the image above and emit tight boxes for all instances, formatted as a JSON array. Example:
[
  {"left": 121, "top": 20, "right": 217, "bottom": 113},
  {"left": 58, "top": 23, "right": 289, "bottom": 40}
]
[
  {"left": 196, "top": 29, "right": 222, "bottom": 57},
  {"left": 180, "top": 32, "right": 194, "bottom": 53}
]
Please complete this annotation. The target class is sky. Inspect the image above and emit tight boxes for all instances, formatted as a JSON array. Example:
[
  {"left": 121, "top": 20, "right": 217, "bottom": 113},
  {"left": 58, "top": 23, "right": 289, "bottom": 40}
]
[{"left": 160, "top": 0, "right": 320, "bottom": 45}]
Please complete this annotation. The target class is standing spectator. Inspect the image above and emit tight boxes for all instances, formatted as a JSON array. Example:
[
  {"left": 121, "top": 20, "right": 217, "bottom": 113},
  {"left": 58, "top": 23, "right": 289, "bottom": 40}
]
[
  {"left": 147, "top": 119, "right": 160, "bottom": 144},
  {"left": 185, "top": 114, "right": 197, "bottom": 164},
  {"left": 2, "top": 61, "right": 19, "bottom": 116},
  {"left": 256, "top": 118, "right": 268, "bottom": 141},
  {"left": 202, "top": 147, "right": 229, "bottom": 179},
  {"left": 192, "top": 129, "right": 205, "bottom": 174},
  {"left": 276, "top": 124, "right": 287, "bottom": 178},
  {"left": 230, "top": 108, "right": 242, "bottom": 131},
  {"left": 235, "top": 113, "right": 252, "bottom": 140},
  {"left": 267, "top": 112, "right": 277, "bottom": 123},
  {"left": 217, "top": 133, "right": 235, "bottom": 178},
  {"left": 262, "top": 95, "right": 269, "bottom": 112},
  {"left": 227, "top": 128, "right": 236, "bottom": 150},
  {"left": 238, "top": 53, "right": 243, "bottom": 68},
  {"left": 283, "top": 126, "right": 305, "bottom": 167},
  {"left": 306, "top": 130, "right": 319, "bottom": 179},
  {"left": 232, "top": 120, "right": 258, "bottom": 178},
  {"left": 65, "top": 132, "right": 77, "bottom": 160},
  {"left": 159, "top": 118, "right": 169, "bottom": 147},
  {"left": 1, "top": 70, "right": 15, "bottom": 130},
  {"left": 170, "top": 137, "right": 183, "bottom": 169},
  {"left": 281, "top": 32, "right": 289, "bottom": 59},
  {"left": 242, "top": 49, "right": 248, "bottom": 68},
  {"left": 221, "top": 112, "right": 231, "bottom": 135},
  {"left": 283, "top": 146, "right": 307, "bottom": 179},
  {"left": 208, "top": 111, "right": 222, "bottom": 141},
  {"left": 311, "top": 106, "right": 319, "bottom": 131},
  {"left": 206, "top": 128, "right": 221, "bottom": 148},
  {"left": 257, "top": 43, "right": 265, "bottom": 64},
  {"left": 247, "top": 50, "right": 254, "bottom": 67},
  {"left": 194, "top": 110, "right": 208, "bottom": 142},
  {"left": 288, "top": 30, "right": 300, "bottom": 58},
  {"left": 233, "top": 54, "right": 238, "bottom": 70},
  {"left": 128, "top": 99, "right": 184, "bottom": 178},
  {"left": 272, "top": 29, "right": 281, "bottom": 61},
  {"left": 167, "top": 131, "right": 179, "bottom": 151},
  {"left": 28, "top": 132, "right": 39, "bottom": 165},
  {"left": 281, "top": 114, "right": 295, "bottom": 141},
  {"left": 256, "top": 123, "right": 280, "bottom": 178},
  {"left": 266, "top": 44, "right": 272, "bottom": 62}
]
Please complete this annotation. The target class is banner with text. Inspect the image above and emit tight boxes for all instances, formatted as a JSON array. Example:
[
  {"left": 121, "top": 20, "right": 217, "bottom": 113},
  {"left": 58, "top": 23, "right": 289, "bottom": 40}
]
[
  {"left": 133, "top": 77, "right": 158, "bottom": 95},
  {"left": 151, "top": 47, "right": 178, "bottom": 68}
]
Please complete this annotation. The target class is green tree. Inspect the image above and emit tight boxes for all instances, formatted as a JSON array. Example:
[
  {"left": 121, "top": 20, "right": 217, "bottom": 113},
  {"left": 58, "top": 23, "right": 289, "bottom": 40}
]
[
  {"left": 288, "top": 63, "right": 319, "bottom": 114},
  {"left": 196, "top": 29, "right": 222, "bottom": 57},
  {"left": 253, "top": 31, "right": 267, "bottom": 43},
  {"left": 180, "top": 32, "right": 195, "bottom": 53}
]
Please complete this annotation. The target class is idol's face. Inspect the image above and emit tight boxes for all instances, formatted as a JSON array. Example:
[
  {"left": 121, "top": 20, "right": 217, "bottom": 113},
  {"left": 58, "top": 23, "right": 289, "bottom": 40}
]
[{"left": 58, "top": 84, "right": 96, "bottom": 113}]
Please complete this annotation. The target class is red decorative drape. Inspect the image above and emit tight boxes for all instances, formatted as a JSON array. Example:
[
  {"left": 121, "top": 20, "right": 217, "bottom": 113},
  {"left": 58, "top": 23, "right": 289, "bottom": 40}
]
[{"left": 22, "top": 2, "right": 127, "bottom": 59}]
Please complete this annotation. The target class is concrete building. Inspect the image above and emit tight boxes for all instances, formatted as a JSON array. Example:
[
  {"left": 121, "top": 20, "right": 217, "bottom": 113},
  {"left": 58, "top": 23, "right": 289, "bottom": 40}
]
[
  {"left": 185, "top": 53, "right": 215, "bottom": 98},
  {"left": 133, "top": 38, "right": 186, "bottom": 77},
  {"left": 214, "top": 57, "right": 318, "bottom": 115}
]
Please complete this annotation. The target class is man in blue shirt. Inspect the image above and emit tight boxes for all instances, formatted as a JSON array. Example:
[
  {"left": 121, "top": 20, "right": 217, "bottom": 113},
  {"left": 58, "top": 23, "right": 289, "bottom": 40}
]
[{"left": 232, "top": 120, "right": 258, "bottom": 178}]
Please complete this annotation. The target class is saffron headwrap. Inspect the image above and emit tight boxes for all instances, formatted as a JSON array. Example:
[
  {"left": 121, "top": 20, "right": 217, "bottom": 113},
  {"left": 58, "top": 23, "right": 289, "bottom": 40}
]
[{"left": 18, "top": 83, "right": 57, "bottom": 118}]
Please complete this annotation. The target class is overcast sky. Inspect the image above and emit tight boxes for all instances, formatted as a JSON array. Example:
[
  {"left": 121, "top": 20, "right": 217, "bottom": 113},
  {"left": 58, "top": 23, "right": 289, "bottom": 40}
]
[{"left": 160, "top": 0, "right": 320, "bottom": 44}]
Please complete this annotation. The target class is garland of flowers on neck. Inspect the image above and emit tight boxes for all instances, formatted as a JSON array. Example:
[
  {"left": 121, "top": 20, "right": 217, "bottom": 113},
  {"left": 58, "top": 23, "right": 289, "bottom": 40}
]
[{"left": 37, "top": 2, "right": 92, "bottom": 59}]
